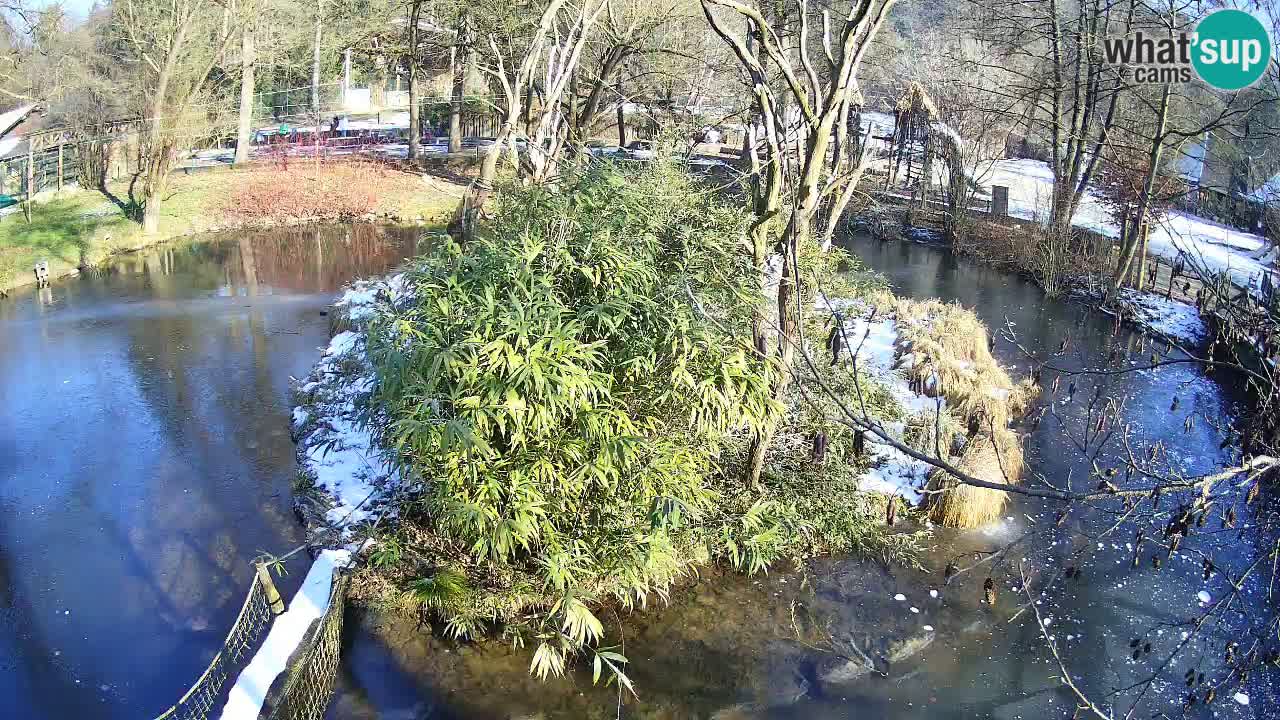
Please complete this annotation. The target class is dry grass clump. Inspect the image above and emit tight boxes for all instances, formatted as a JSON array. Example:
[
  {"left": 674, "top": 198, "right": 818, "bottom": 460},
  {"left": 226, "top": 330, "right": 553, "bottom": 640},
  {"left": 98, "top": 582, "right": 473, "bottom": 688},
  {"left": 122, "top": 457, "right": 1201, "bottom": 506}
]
[
  {"left": 870, "top": 294, "right": 1036, "bottom": 528},
  {"left": 222, "top": 159, "right": 459, "bottom": 225},
  {"left": 952, "top": 219, "right": 1112, "bottom": 296},
  {"left": 225, "top": 161, "right": 393, "bottom": 222},
  {"left": 328, "top": 303, "right": 354, "bottom": 337},
  {"left": 891, "top": 297, "right": 1032, "bottom": 433},
  {"left": 924, "top": 429, "right": 1023, "bottom": 528}
]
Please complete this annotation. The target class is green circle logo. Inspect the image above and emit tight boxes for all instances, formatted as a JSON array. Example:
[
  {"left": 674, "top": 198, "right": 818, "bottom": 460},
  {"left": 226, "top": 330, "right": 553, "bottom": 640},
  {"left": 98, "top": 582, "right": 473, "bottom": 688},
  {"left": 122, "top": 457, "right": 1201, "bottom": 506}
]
[{"left": 1192, "top": 9, "right": 1271, "bottom": 91}]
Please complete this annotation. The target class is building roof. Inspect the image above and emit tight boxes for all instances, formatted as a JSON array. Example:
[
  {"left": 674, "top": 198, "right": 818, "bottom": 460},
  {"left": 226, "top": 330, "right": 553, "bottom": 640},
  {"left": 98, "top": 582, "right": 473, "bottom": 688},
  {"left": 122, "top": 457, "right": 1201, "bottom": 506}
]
[
  {"left": 1249, "top": 172, "right": 1280, "bottom": 204},
  {"left": 0, "top": 104, "right": 37, "bottom": 138}
]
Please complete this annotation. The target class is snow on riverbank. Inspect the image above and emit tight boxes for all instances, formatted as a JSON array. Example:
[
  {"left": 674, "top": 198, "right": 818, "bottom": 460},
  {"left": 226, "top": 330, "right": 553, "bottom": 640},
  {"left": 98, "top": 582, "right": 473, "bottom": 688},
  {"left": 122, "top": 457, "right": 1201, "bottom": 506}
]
[
  {"left": 1113, "top": 291, "right": 1207, "bottom": 345},
  {"left": 291, "top": 276, "right": 408, "bottom": 533},
  {"left": 986, "top": 159, "right": 1274, "bottom": 290},
  {"left": 217, "top": 549, "right": 351, "bottom": 720},
  {"left": 1073, "top": 287, "right": 1209, "bottom": 346},
  {"left": 825, "top": 300, "right": 941, "bottom": 503}
]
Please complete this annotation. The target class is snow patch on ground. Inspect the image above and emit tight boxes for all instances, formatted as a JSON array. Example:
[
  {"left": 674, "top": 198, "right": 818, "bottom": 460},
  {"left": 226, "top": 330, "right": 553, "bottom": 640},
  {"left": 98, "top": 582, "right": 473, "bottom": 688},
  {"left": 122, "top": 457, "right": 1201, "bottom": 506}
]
[
  {"left": 986, "top": 158, "right": 1275, "bottom": 290},
  {"left": 217, "top": 549, "right": 351, "bottom": 720},
  {"left": 824, "top": 299, "right": 941, "bottom": 503},
  {"left": 1113, "top": 290, "right": 1207, "bottom": 345},
  {"left": 0, "top": 103, "right": 35, "bottom": 135},
  {"left": 293, "top": 277, "right": 407, "bottom": 532}
]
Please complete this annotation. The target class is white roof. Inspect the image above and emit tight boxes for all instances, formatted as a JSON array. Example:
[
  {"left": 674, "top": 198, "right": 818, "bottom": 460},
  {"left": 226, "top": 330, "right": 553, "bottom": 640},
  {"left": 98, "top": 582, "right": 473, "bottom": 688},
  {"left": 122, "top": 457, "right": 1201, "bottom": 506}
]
[
  {"left": 0, "top": 103, "right": 35, "bottom": 136},
  {"left": 1249, "top": 172, "right": 1280, "bottom": 203}
]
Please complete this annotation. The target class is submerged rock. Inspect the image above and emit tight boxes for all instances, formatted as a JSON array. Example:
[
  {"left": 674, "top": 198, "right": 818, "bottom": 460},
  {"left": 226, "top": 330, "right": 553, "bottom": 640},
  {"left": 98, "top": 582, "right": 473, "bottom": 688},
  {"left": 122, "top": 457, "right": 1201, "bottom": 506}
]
[
  {"left": 816, "top": 654, "right": 876, "bottom": 686},
  {"left": 762, "top": 649, "right": 814, "bottom": 706},
  {"left": 885, "top": 628, "right": 935, "bottom": 663},
  {"left": 710, "top": 703, "right": 763, "bottom": 720}
]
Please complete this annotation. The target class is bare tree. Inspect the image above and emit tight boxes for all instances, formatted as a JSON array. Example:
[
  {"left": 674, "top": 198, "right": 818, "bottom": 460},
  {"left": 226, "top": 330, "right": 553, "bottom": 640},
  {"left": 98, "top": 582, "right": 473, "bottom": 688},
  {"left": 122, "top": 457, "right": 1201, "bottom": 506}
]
[
  {"left": 448, "top": 0, "right": 607, "bottom": 239},
  {"left": 702, "top": 0, "right": 897, "bottom": 486},
  {"left": 115, "top": 0, "right": 235, "bottom": 232},
  {"left": 967, "top": 0, "right": 1132, "bottom": 240}
]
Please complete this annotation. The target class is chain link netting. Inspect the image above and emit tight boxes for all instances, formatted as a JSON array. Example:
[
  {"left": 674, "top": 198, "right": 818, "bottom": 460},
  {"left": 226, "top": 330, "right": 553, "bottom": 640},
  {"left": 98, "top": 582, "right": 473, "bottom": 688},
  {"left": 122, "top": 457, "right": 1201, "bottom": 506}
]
[
  {"left": 0, "top": 146, "right": 82, "bottom": 201},
  {"left": 267, "top": 574, "right": 350, "bottom": 720},
  {"left": 154, "top": 576, "right": 275, "bottom": 720},
  {"left": 152, "top": 567, "right": 351, "bottom": 720}
]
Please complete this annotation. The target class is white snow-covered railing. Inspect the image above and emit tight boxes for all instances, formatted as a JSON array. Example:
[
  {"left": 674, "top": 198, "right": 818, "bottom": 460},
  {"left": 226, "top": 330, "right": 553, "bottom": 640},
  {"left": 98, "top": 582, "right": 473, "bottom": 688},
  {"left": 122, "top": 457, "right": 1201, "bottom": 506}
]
[
  {"left": 218, "top": 549, "right": 353, "bottom": 720},
  {"left": 151, "top": 567, "right": 279, "bottom": 720},
  {"left": 149, "top": 549, "right": 353, "bottom": 720}
]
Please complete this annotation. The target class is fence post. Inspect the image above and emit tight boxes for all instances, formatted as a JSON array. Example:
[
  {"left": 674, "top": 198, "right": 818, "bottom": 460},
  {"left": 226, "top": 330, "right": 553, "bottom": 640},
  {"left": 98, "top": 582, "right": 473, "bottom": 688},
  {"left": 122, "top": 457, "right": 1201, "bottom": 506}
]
[
  {"left": 991, "top": 186, "right": 1009, "bottom": 217},
  {"left": 256, "top": 561, "right": 286, "bottom": 615},
  {"left": 57, "top": 144, "right": 64, "bottom": 193},
  {"left": 26, "top": 143, "right": 34, "bottom": 200}
]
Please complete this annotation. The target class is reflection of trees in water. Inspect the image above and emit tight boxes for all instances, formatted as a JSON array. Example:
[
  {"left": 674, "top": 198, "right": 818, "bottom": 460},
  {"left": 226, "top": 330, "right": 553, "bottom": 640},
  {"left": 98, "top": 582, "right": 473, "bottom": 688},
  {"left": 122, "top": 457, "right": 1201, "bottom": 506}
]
[
  {"left": 101, "top": 223, "right": 419, "bottom": 297},
  {"left": 219, "top": 224, "right": 420, "bottom": 294}
]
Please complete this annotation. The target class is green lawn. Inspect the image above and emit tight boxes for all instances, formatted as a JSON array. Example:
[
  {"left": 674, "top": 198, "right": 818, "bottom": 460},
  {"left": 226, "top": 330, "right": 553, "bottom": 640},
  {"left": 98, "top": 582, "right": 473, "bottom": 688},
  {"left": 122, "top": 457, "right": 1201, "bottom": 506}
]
[{"left": 0, "top": 193, "right": 135, "bottom": 292}]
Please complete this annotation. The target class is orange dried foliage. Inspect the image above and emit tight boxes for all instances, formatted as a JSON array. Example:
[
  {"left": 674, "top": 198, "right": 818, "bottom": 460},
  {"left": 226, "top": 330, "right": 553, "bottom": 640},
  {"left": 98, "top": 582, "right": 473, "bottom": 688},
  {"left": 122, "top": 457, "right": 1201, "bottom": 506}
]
[{"left": 224, "top": 160, "right": 407, "bottom": 223}]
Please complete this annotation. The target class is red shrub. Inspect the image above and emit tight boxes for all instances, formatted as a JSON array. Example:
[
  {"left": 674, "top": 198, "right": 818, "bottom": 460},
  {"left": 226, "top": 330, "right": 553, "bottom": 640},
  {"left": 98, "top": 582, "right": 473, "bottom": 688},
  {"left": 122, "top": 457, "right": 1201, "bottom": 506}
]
[{"left": 225, "top": 160, "right": 404, "bottom": 223}]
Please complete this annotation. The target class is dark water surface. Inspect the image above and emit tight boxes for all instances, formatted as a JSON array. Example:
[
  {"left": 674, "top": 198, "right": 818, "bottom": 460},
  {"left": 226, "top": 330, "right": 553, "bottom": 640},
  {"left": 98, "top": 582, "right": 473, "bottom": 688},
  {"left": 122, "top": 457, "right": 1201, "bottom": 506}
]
[
  {"left": 326, "top": 235, "right": 1275, "bottom": 719},
  {"left": 0, "top": 224, "right": 419, "bottom": 719},
  {"left": 3, "top": 225, "right": 1271, "bottom": 720}
]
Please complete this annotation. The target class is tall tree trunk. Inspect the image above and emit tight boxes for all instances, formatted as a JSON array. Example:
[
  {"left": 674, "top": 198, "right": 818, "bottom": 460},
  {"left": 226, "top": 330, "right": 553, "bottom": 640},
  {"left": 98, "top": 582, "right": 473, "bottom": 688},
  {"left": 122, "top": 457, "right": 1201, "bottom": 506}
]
[
  {"left": 744, "top": 110, "right": 840, "bottom": 486},
  {"left": 235, "top": 22, "right": 256, "bottom": 166},
  {"left": 1111, "top": 83, "right": 1171, "bottom": 296},
  {"left": 407, "top": 0, "right": 422, "bottom": 163},
  {"left": 448, "top": 37, "right": 465, "bottom": 153},
  {"left": 615, "top": 75, "right": 626, "bottom": 148},
  {"left": 1134, "top": 222, "right": 1151, "bottom": 290},
  {"left": 141, "top": 174, "right": 166, "bottom": 233},
  {"left": 140, "top": 17, "right": 188, "bottom": 234},
  {"left": 311, "top": 0, "right": 323, "bottom": 113}
]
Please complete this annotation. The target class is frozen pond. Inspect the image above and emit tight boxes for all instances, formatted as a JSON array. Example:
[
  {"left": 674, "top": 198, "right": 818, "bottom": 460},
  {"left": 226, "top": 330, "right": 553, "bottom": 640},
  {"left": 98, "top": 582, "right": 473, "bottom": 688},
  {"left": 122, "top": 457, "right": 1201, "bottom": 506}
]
[{"left": 0, "top": 224, "right": 419, "bottom": 719}]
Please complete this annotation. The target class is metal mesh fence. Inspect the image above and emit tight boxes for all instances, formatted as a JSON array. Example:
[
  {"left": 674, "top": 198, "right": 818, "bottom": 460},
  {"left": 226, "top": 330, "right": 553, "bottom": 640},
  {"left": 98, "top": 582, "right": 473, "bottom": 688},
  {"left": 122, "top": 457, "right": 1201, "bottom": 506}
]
[
  {"left": 153, "top": 576, "right": 275, "bottom": 720},
  {"left": 267, "top": 574, "right": 350, "bottom": 720},
  {"left": 0, "top": 145, "right": 82, "bottom": 201}
]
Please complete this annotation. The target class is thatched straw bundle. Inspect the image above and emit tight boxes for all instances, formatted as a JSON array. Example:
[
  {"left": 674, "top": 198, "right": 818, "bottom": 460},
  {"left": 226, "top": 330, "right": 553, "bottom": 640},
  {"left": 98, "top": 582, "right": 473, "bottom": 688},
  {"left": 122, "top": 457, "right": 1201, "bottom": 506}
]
[
  {"left": 893, "top": 298, "right": 1033, "bottom": 434},
  {"left": 895, "top": 81, "right": 939, "bottom": 120},
  {"left": 882, "top": 295, "right": 1037, "bottom": 528},
  {"left": 925, "top": 429, "right": 1023, "bottom": 528}
]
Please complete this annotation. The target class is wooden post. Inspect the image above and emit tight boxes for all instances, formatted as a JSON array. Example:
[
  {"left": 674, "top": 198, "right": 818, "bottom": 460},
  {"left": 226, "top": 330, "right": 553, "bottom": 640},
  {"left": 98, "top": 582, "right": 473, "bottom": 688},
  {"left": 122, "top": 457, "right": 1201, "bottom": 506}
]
[
  {"left": 256, "top": 561, "right": 286, "bottom": 615},
  {"left": 57, "top": 144, "right": 64, "bottom": 193},
  {"left": 26, "top": 143, "right": 34, "bottom": 200},
  {"left": 616, "top": 75, "right": 626, "bottom": 148},
  {"left": 991, "top": 186, "right": 1009, "bottom": 217}
]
